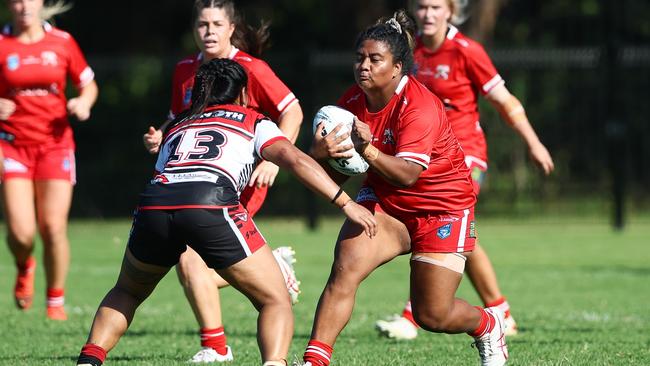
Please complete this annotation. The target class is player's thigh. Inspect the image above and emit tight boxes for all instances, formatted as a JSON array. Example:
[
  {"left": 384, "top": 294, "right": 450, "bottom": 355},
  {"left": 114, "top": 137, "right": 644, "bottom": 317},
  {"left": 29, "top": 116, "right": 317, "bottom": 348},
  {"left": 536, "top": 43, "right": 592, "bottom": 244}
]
[
  {"left": 217, "top": 245, "right": 289, "bottom": 310},
  {"left": 410, "top": 254, "right": 464, "bottom": 310},
  {"left": 332, "top": 209, "right": 410, "bottom": 283},
  {"left": 1, "top": 178, "right": 37, "bottom": 238},
  {"left": 117, "top": 247, "right": 171, "bottom": 298},
  {"left": 34, "top": 179, "right": 73, "bottom": 231}
]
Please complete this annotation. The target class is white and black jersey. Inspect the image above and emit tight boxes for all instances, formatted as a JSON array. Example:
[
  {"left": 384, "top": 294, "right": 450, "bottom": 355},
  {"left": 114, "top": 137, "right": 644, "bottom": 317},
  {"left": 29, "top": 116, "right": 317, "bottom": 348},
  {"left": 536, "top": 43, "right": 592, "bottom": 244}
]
[{"left": 138, "top": 104, "right": 286, "bottom": 209}]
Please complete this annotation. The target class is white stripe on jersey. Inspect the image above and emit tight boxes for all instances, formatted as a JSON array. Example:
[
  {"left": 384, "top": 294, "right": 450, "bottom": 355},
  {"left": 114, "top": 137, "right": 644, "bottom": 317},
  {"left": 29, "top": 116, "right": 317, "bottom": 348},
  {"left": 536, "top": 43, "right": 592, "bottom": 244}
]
[
  {"left": 222, "top": 207, "right": 252, "bottom": 256},
  {"left": 482, "top": 74, "right": 504, "bottom": 94},
  {"left": 277, "top": 93, "right": 297, "bottom": 113},
  {"left": 456, "top": 209, "right": 470, "bottom": 252}
]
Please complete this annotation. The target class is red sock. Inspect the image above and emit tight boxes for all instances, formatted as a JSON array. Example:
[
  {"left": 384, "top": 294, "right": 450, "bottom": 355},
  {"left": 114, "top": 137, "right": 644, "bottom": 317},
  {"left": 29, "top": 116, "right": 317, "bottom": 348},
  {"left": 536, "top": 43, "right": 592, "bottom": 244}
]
[
  {"left": 200, "top": 327, "right": 228, "bottom": 355},
  {"left": 78, "top": 343, "right": 107, "bottom": 365},
  {"left": 47, "top": 288, "right": 65, "bottom": 308},
  {"left": 485, "top": 297, "right": 511, "bottom": 318},
  {"left": 303, "top": 339, "right": 333, "bottom": 366},
  {"left": 469, "top": 307, "right": 496, "bottom": 337},
  {"left": 401, "top": 300, "right": 419, "bottom": 327},
  {"left": 17, "top": 256, "right": 36, "bottom": 272}
]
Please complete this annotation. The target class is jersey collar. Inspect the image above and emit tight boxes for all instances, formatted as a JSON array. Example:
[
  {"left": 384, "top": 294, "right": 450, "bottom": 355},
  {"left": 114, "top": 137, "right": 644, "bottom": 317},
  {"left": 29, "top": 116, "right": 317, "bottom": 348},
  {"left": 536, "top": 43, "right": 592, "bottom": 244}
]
[
  {"left": 2, "top": 21, "right": 52, "bottom": 36},
  {"left": 196, "top": 46, "right": 240, "bottom": 63}
]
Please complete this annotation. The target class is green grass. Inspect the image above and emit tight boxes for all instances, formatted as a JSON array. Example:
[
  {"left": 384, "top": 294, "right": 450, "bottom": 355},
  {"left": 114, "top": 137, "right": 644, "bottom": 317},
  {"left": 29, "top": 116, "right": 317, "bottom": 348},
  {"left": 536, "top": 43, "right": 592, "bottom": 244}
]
[{"left": 1, "top": 216, "right": 649, "bottom": 365}]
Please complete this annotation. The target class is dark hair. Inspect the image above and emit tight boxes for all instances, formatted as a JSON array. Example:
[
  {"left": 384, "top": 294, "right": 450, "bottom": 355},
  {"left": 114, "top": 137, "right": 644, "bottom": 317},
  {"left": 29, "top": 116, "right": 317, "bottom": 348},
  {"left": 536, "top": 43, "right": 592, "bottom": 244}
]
[
  {"left": 189, "top": 58, "right": 248, "bottom": 115},
  {"left": 354, "top": 9, "right": 416, "bottom": 76},
  {"left": 192, "top": 0, "right": 271, "bottom": 57}
]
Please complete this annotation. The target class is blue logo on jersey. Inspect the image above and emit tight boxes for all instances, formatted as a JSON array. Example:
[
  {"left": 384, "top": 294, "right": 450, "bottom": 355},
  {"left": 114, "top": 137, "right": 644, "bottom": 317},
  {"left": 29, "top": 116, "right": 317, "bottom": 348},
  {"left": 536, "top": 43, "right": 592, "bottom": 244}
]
[
  {"left": 436, "top": 223, "right": 452, "bottom": 239},
  {"left": 183, "top": 87, "right": 192, "bottom": 107},
  {"left": 62, "top": 157, "right": 71, "bottom": 171},
  {"left": 7, "top": 54, "right": 20, "bottom": 71}
]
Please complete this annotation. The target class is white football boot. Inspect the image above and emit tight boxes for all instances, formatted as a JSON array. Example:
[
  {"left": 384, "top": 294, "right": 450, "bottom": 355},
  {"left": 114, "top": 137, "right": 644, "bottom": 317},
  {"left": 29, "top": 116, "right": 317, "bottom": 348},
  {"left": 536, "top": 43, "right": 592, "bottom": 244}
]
[
  {"left": 472, "top": 307, "right": 509, "bottom": 366},
  {"left": 375, "top": 314, "right": 418, "bottom": 340},
  {"left": 504, "top": 313, "right": 518, "bottom": 336},
  {"left": 189, "top": 346, "right": 233, "bottom": 363},
  {"left": 272, "top": 246, "right": 301, "bottom": 304}
]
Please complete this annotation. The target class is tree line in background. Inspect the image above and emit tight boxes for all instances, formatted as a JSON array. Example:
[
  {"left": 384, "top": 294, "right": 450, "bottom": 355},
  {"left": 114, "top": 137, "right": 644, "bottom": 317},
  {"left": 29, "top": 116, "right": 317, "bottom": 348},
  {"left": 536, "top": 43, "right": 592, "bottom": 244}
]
[{"left": 0, "top": 0, "right": 648, "bottom": 218}]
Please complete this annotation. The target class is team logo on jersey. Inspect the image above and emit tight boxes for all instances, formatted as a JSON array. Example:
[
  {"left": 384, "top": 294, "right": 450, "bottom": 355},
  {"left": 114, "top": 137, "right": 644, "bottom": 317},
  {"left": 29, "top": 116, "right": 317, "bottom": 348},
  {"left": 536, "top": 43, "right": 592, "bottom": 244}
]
[
  {"left": 41, "top": 51, "right": 58, "bottom": 66},
  {"left": 437, "top": 223, "right": 452, "bottom": 239},
  {"left": 435, "top": 64, "right": 450, "bottom": 80},
  {"left": 356, "top": 187, "right": 378, "bottom": 203},
  {"left": 382, "top": 128, "right": 395, "bottom": 145},
  {"left": 6, "top": 54, "right": 20, "bottom": 71}
]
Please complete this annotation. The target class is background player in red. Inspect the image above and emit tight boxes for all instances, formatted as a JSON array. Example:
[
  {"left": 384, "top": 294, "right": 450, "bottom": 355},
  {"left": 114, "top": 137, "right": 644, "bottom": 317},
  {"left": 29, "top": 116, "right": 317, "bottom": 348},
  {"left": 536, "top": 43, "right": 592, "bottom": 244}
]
[
  {"left": 375, "top": 0, "right": 555, "bottom": 340},
  {"left": 296, "top": 11, "right": 508, "bottom": 366},
  {"left": 142, "top": 0, "right": 304, "bottom": 362},
  {"left": 75, "top": 58, "right": 377, "bottom": 366},
  {"left": 0, "top": 0, "right": 98, "bottom": 321}
]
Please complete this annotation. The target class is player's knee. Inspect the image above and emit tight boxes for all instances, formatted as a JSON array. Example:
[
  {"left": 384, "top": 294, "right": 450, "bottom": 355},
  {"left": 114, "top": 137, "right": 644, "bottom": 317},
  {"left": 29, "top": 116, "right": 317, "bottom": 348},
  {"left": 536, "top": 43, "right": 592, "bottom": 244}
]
[
  {"left": 7, "top": 227, "right": 36, "bottom": 247},
  {"left": 176, "top": 254, "right": 206, "bottom": 286},
  {"left": 412, "top": 305, "right": 452, "bottom": 333},
  {"left": 37, "top": 218, "right": 67, "bottom": 242}
]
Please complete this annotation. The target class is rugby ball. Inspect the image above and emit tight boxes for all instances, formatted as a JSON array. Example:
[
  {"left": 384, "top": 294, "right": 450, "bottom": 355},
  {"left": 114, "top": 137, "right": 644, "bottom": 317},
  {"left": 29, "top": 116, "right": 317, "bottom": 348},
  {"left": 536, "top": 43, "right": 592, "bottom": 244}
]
[{"left": 312, "top": 105, "right": 369, "bottom": 176}]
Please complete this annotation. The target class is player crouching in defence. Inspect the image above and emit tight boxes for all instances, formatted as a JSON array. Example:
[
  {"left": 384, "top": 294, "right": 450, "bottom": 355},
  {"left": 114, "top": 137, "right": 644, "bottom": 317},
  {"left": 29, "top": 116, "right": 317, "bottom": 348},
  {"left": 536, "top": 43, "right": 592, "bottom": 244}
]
[
  {"left": 295, "top": 11, "right": 507, "bottom": 366},
  {"left": 75, "top": 59, "right": 377, "bottom": 366}
]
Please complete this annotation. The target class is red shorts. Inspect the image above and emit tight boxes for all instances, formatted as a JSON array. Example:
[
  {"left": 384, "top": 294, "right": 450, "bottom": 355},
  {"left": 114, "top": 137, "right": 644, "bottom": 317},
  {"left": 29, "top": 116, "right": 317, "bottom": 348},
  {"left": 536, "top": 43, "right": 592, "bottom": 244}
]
[
  {"left": 358, "top": 190, "right": 476, "bottom": 253},
  {"left": 239, "top": 185, "right": 269, "bottom": 217},
  {"left": 465, "top": 155, "right": 487, "bottom": 196},
  {"left": 1, "top": 139, "right": 76, "bottom": 183}
]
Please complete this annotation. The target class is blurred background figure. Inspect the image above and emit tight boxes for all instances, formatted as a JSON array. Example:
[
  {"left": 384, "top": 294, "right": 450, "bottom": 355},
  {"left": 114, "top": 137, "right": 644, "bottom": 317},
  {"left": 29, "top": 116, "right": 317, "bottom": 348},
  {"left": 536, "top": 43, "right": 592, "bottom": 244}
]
[
  {"left": 142, "top": 0, "right": 304, "bottom": 362},
  {"left": 375, "top": 0, "right": 553, "bottom": 340},
  {"left": 0, "top": 0, "right": 98, "bottom": 321}
]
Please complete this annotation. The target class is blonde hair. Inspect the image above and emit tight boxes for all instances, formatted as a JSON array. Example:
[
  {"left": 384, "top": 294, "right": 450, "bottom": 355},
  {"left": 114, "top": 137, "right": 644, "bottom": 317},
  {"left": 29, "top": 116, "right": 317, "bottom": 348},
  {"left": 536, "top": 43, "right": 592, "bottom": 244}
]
[
  {"left": 40, "top": 0, "right": 72, "bottom": 21},
  {"left": 409, "top": 0, "right": 468, "bottom": 25}
]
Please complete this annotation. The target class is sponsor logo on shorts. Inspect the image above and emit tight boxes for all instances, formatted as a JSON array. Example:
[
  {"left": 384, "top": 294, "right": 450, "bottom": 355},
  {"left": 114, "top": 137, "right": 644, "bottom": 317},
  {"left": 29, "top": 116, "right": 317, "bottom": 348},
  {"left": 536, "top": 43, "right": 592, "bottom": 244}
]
[
  {"left": 437, "top": 223, "right": 452, "bottom": 240},
  {"left": 245, "top": 228, "right": 258, "bottom": 239},
  {"left": 62, "top": 157, "right": 71, "bottom": 171},
  {"left": 356, "top": 187, "right": 378, "bottom": 203},
  {"left": 235, "top": 212, "right": 248, "bottom": 222},
  {"left": 183, "top": 87, "right": 192, "bottom": 107},
  {"left": 469, "top": 221, "right": 476, "bottom": 238}
]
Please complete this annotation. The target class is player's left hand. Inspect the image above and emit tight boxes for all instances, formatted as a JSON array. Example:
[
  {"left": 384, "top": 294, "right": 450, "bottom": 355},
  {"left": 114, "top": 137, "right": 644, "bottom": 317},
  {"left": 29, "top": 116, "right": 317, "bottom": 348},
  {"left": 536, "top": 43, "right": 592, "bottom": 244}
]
[
  {"left": 67, "top": 97, "right": 91, "bottom": 121},
  {"left": 249, "top": 160, "right": 280, "bottom": 188},
  {"left": 529, "top": 142, "right": 554, "bottom": 175}
]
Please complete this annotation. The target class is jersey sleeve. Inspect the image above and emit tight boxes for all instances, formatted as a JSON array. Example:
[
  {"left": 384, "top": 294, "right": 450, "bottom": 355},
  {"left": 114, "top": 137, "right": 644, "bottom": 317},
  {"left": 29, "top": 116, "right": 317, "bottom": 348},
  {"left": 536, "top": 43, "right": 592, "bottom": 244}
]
[
  {"left": 247, "top": 60, "right": 297, "bottom": 121},
  {"left": 65, "top": 36, "right": 94, "bottom": 89},
  {"left": 394, "top": 101, "right": 439, "bottom": 169},
  {"left": 464, "top": 42, "right": 504, "bottom": 95},
  {"left": 254, "top": 118, "right": 288, "bottom": 158},
  {"left": 168, "top": 65, "right": 184, "bottom": 119}
]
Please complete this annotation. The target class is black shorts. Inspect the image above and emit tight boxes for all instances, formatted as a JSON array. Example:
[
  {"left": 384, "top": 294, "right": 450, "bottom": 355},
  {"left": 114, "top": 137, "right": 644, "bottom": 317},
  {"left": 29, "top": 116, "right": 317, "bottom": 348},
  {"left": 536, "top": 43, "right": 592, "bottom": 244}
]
[{"left": 127, "top": 206, "right": 266, "bottom": 269}]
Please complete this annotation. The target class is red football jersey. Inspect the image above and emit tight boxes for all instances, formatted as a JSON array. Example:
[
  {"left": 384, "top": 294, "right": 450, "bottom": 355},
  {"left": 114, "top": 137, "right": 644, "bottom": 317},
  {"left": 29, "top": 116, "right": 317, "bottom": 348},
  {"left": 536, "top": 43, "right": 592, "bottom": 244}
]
[
  {"left": 0, "top": 22, "right": 94, "bottom": 146},
  {"left": 169, "top": 47, "right": 297, "bottom": 120},
  {"left": 413, "top": 25, "right": 503, "bottom": 163},
  {"left": 338, "top": 75, "right": 476, "bottom": 214}
]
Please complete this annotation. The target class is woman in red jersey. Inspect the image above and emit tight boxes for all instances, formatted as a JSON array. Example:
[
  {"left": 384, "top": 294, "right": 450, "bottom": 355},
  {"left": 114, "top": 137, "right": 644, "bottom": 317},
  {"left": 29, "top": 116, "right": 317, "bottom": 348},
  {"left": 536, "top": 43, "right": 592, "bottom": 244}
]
[
  {"left": 375, "top": 0, "right": 555, "bottom": 340},
  {"left": 0, "top": 0, "right": 98, "bottom": 321},
  {"left": 76, "top": 58, "right": 377, "bottom": 366},
  {"left": 297, "top": 11, "right": 508, "bottom": 366},
  {"left": 142, "top": 0, "right": 304, "bottom": 362}
]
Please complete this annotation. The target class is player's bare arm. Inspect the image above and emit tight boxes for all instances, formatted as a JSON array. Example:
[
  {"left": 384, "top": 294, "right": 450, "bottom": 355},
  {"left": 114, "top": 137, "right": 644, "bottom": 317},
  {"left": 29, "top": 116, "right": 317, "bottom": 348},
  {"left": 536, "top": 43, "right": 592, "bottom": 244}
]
[
  {"left": 486, "top": 83, "right": 555, "bottom": 175},
  {"left": 262, "top": 139, "right": 377, "bottom": 238},
  {"left": 67, "top": 80, "right": 98, "bottom": 121},
  {"left": 351, "top": 117, "right": 423, "bottom": 187},
  {"left": 0, "top": 98, "right": 16, "bottom": 120}
]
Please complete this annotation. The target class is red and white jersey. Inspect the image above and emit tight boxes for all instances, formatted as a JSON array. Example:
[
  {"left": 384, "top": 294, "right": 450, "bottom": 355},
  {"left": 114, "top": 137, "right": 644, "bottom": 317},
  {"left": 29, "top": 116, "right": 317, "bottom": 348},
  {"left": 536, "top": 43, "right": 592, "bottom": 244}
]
[
  {"left": 413, "top": 25, "right": 503, "bottom": 163},
  {"left": 139, "top": 104, "right": 286, "bottom": 209},
  {"left": 338, "top": 75, "right": 476, "bottom": 214},
  {"left": 0, "top": 22, "right": 94, "bottom": 146},
  {"left": 169, "top": 47, "right": 297, "bottom": 120}
]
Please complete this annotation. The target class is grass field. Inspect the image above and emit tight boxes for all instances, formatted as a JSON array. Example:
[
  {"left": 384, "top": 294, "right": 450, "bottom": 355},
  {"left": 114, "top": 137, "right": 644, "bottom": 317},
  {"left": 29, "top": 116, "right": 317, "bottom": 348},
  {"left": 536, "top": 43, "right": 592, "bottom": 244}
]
[{"left": 0, "top": 216, "right": 649, "bottom": 365}]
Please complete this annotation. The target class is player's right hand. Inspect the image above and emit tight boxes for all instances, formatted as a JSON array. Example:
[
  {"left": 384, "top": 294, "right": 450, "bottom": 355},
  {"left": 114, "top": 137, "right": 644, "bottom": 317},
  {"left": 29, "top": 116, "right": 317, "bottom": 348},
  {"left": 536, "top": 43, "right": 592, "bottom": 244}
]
[
  {"left": 341, "top": 201, "right": 377, "bottom": 238},
  {"left": 309, "top": 123, "right": 354, "bottom": 161},
  {"left": 143, "top": 126, "right": 163, "bottom": 154},
  {"left": 0, "top": 98, "right": 16, "bottom": 120}
]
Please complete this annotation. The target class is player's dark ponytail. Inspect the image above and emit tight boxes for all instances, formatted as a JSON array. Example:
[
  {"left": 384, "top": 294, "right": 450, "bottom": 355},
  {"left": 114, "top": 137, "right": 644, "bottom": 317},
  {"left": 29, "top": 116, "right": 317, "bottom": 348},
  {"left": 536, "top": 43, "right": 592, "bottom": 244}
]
[
  {"left": 189, "top": 58, "right": 248, "bottom": 115},
  {"left": 354, "top": 9, "right": 416, "bottom": 76},
  {"left": 192, "top": 0, "right": 271, "bottom": 58}
]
